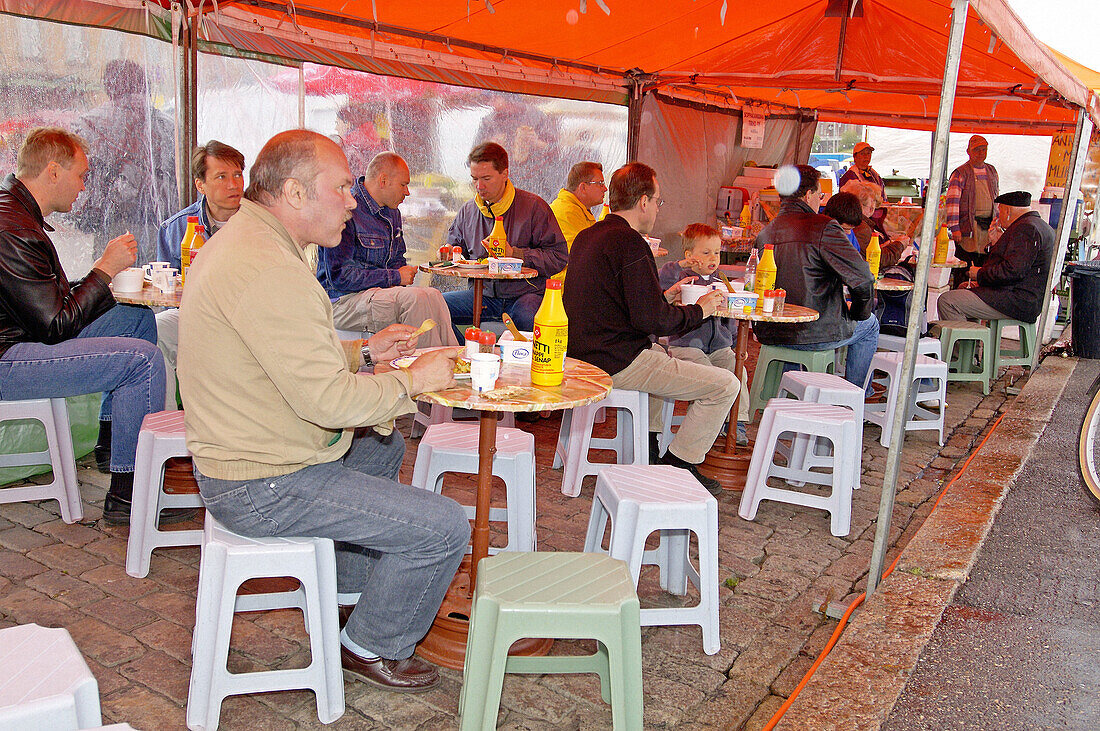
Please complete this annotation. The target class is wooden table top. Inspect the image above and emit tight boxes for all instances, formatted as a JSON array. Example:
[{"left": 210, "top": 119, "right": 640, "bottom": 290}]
[
  {"left": 110, "top": 282, "right": 182, "bottom": 308},
  {"left": 419, "top": 264, "right": 538, "bottom": 280},
  {"left": 931, "top": 259, "right": 967, "bottom": 269},
  {"left": 413, "top": 355, "right": 611, "bottom": 413},
  {"left": 716, "top": 302, "right": 819, "bottom": 323},
  {"left": 875, "top": 277, "right": 915, "bottom": 291}
]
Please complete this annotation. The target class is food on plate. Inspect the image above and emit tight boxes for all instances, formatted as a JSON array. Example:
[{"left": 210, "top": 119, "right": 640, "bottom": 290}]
[{"left": 454, "top": 358, "right": 472, "bottom": 374}]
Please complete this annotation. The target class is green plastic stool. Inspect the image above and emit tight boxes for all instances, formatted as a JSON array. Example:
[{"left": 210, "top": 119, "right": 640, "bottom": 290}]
[
  {"left": 933, "top": 320, "right": 992, "bottom": 395},
  {"left": 748, "top": 345, "right": 836, "bottom": 422},
  {"left": 989, "top": 318, "right": 1037, "bottom": 373},
  {"left": 458, "top": 552, "right": 643, "bottom": 730}
]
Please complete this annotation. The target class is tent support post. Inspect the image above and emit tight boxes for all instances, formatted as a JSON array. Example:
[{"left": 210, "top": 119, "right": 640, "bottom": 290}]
[
  {"left": 1034, "top": 109, "right": 1093, "bottom": 368},
  {"left": 627, "top": 79, "right": 644, "bottom": 161},
  {"left": 866, "top": 0, "right": 969, "bottom": 597},
  {"left": 180, "top": 10, "right": 198, "bottom": 208}
]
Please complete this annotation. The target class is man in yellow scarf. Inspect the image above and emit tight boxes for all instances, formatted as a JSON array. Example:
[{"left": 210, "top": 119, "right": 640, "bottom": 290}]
[
  {"left": 549, "top": 161, "right": 605, "bottom": 281},
  {"left": 442, "top": 142, "right": 567, "bottom": 337}
]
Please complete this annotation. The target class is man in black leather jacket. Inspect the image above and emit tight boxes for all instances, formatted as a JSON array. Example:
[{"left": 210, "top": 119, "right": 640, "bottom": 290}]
[
  {"left": 0, "top": 128, "right": 168, "bottom": 525},
  {"left": 753, "top": 165, "right": 879, "bottom": 388}
]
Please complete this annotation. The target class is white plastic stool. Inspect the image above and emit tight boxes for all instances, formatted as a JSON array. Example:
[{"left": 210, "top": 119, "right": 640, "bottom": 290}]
[
  {"left": 411, "top": 403, "right": 514, "bottom": 439},
  {"left": 876, "top": 334, "right": 942, "bottom": 359},
  {"left": 739, "top": 399, "right": 860, "bottom": 536},
  {"left": 410, "top": 422, "right": 536, "bottom": 552},
  {"left": 776, "top": 371, "right": 865, "bottom": 484},
  {"left": 863, "top": 351, "right": 949, "bottom": 448},
  {"left": 0, "top": 623, "right": 101, "bottom": 729},
  {"left": 0, "top": 398, "right": 81, "bottom": 523},
  {"left": 553, "top": 389, "right": 649, "bottom": 497},
  {"left": 187, "top": 516, "right": 344, "bottom": 731},
  {"left": 125, "top": 411, "right": 204, "bottom": 578},
  {"left": 582, "top": 465, "right": 720, "bottom": 654},
  {"left": 656, "top": 398, "right": 684, "bottom": 457}
]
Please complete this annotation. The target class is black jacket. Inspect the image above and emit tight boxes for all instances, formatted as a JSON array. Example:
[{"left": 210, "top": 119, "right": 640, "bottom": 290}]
[
  {"left": 0, "top": 174, "right": 114, "bottom": 357},
  {"left": 563, "top": 214, "right": 703, "bottom": 376},
  {"left": 974, "top": 211, "right": 1055, "bottom": 323},
  {"left": 752, "top": 199, "right": 874, "bottom": 345}
]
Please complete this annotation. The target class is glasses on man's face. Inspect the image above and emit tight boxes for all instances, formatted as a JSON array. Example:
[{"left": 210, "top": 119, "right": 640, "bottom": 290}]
[
  {"left": 649, "top": 196, "right": 665, "bottom": 208},
  {"left": 585, "top": 180, "right": 607, "bottom": 189}
]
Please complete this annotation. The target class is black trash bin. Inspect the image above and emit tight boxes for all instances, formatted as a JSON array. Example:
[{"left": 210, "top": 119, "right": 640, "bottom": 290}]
[{"left": 1070, "top": 261, "right": 1100, "bottom": 358}]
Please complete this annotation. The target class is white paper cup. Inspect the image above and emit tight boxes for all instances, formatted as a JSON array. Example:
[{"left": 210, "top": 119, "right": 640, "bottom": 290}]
[
  {"left": 471, "top": 353, "right": 501, "bottom": 393},
  {"left": 112, "top": 267, "right": 145, "bottom": 292},
  {"left": 680, "top": 283, "right": 709, "bottom": 305}
]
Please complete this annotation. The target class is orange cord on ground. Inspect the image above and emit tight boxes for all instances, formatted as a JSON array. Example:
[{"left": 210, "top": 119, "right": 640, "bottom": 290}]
[{"left": 761, "top": 412, "right": 1008, "bottom": 731}]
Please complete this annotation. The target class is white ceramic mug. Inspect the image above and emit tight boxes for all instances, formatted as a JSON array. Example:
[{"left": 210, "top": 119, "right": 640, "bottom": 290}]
[
  {"left": 471, "top": 353, "right": 501, "bottom": 393},
  {"left": 111, "top": 267, "right": 145, "bottom": 292},
  {"left": 680, "top": 283, "right": 709, "bottom": 305}
]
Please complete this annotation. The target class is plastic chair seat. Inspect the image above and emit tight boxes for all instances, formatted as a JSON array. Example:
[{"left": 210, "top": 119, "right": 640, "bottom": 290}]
[
  {"left": 0, "top": 623, "right": 101, "bottom": 729},
  {"left": 863, "top": 351, "right": 949, "bottom": 447},
  {"left": 739, "top": 399, "right": 861, "bottom": 536},
  {"left": 932, "top": 320, "right": 992, "bottom": 394},
  {"left": 457, "top": 552, "right": 643, "bottom": 730},
  {"left": 411, "top": 422, "right": 536, "bottom": 552},
  {"left": 125, "top": 411, "right": 204, "bottom": 578},
  {"left": 748, "top": 345, "right": 837, "bottom": 422},
  {"left": 583, "top": 465, "right": 720, "bottom": 654},
  {"left": 776, "top": 371, "right": 865, "bottom": 481},
  {"left": 876, "top": 334, "right": 942, "bottom": 359},
  {"left": 186, "top": 516, "right": 344, "bottom": 730},
  {"left": 553, "top": 389, "right": 649, "bottom": 497},
  {"left": 411, "top": 403, "right": 514, "bottom": 439},
  {"left": 989, "top": 318, "right": 1037, "bottom": 372},
  {"left": 0, "top": 398, "right": 81, "bottom": 523}
]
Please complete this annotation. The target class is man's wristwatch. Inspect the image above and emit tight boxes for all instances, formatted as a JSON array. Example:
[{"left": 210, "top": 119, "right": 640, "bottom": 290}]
[{"left": 361, "top": 343, "right": 374, "bottom": 370}]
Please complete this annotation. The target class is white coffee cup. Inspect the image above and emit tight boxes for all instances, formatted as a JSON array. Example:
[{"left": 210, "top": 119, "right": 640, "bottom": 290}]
[
  {"left": 151, "top": 268, "right": 178, "bottom": 293},
  {"left": 471, "top": 353, "right": 501, "bottom": 393},
  {"left": 680, "top": 283, "right": 709, "bottom": 305},
  {"left": 112, "top": 267, "right": 145, "bottom": 292},
  {"left": 143, "top": 261, "right": 170, "bottom": 278}
]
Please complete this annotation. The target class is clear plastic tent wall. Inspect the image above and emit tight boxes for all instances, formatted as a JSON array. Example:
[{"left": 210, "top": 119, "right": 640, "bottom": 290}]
[{"left": 0, "top": 14, "right": 178, "bottom": 272}]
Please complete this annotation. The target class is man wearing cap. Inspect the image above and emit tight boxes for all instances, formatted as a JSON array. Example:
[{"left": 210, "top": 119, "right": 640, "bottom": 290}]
[
  {"left": 838, "top": 142, "right": 885, "bottom": 198},
  {"left": 945, "top": 135, "right": 1000, "bottom": 283},
  {"left": 936, "top": 191, "right": 1054, "bottom": 325}
]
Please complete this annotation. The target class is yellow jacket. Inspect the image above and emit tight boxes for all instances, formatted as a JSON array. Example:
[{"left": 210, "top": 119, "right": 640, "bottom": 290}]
[
  {"left": 549, "top": 188, "right": 596, "bottom": 281},
  {"left": 178, "top": 200, "right": 415, "bottom": 481}
]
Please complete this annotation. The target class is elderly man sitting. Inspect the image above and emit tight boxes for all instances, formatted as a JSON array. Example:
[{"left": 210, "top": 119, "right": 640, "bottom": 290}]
[{"left": 936, "top": 190, "right": 1055, "bottom": 325}]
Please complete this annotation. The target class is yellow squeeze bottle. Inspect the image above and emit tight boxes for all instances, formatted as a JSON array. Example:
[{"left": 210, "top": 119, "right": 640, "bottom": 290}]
[
  {"left": 754, "top": 244, "right": 777, "bottom": 298},
  {"left": 532, "top": 279, "right": 568, "bottom": 387},
  {"left": 487, "top": 216, "right": 507, "bottom": 257},
  {"left": 866, "top": 234, "right": 881, "bottom": 279},
  {"left": 597, "top": 201, "right": 610, "bottom": 221},
  {"left": 180, "top": 216, "right": 199, "bottom": 285},
  {"left": 934, "top": 224, "right": 950, "bottom": 265},
  {"left": 740, "top": 202, "right": 752, "bottom": 228}
]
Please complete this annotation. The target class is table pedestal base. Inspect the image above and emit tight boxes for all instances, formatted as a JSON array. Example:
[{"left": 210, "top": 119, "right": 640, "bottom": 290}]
[
  {"left": 699, "top": 440, "right": 753, "bottom": 491},
  {"left": 416, "top": 555, "right": 553, "bottom": 670}
]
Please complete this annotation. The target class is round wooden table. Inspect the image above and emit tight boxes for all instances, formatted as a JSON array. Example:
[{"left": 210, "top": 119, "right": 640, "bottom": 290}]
[
  {"left": 110, "top": 281, "right": 183, "bottom": 308},
  {"left": 875, "top": 277, "right": 915, "bottom": 291},
  {"left": 700, "top": 301, "right": 819, "bottom": 488},
  {"left": 419, "top": 263, "right": 537, "bottom": 327},
  {"left": 410, "top": 354, "right": 612, "bottom": 669},
  {"left": 931, "top": 258, "right": 967, "bottom": 269}
]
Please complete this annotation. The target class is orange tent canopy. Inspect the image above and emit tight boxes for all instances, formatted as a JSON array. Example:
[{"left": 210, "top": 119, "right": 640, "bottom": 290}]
[{"left": 14, "top": 0, "right": 1100, "bottom": 133}]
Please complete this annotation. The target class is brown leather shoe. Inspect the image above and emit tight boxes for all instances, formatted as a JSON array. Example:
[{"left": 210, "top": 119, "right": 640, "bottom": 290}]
[{"left": 340, "top": 646, "right": 440, "bottom": 693}]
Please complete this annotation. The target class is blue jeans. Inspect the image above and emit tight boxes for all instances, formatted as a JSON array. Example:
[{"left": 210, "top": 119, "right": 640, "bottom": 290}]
[
  {"left": 0, "top": 304, "right": 164, "bottom": 472},
  {"left": 194, "top": 429, "right": 470, "bottom": 661},
  {"left": 785, "top": 314, "right": 880, "bottom": 388},
  {"left": 442, "top": 288, "right": 542, "bottom": 338}
]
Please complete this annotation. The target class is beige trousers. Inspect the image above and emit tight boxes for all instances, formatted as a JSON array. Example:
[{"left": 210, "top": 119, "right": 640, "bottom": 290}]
[
  {"left": 331, "top": 286, "right": 459, "bottom": 346},
  {"left": 667, "top": 345, "right": 750, "bottom": 422},
  {"left": 611, "top": 345, "right": 739, "bottom": 463}
]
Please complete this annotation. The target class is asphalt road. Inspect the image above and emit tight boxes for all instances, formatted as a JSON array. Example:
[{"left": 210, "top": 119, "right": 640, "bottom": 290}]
[{"left": 885, "top": 358, "right": 1100, "bottom": 731}]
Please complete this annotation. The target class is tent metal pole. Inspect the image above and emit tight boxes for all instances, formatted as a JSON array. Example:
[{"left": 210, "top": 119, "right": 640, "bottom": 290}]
[
  {"left": 180, "top": 10, "right": 198, "bottom": 208},
  {"left": 627, "top": 80, "right": 644, "bottom": 161},
  {"left": 1034, "top": 109, "right": 1093, "bottom": 369},
  {"left": 866, "top": 0, "right": 968, "bottom": 597}
]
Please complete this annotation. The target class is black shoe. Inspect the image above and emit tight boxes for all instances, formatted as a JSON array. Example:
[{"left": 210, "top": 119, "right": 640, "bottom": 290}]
[
  {"left": 515, "top": 410, "right": 542, "bottom": 423},
  {"left": 658, "top": 451, "right": 723, "bottom": 495},
  {"left": 648, "top": 433, "right": 661, "bottom": 463},
  {"left": 101, "top": 493, "right": 199, "bottom": 527},
  {"left": 93, "top": 445, "right": 110, "bottom": 474}
]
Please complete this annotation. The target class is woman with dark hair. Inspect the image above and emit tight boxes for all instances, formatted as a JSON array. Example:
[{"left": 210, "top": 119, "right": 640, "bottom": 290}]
[{"left": 823, "top": 192, "right": 864, "bottom": 251}]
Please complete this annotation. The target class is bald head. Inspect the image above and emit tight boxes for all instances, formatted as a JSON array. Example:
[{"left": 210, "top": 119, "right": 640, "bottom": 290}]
[
  {"left": 245, "top": 129, "right": 341, "bottom": 206},
  {"left": 363, "top": 151, "right": 411, "bottom": 209}
]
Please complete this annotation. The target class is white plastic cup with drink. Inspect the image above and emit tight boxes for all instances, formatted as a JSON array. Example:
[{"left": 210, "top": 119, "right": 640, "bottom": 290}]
[{"left": 470, "top": 353, "right": 502, "bottom": 393}]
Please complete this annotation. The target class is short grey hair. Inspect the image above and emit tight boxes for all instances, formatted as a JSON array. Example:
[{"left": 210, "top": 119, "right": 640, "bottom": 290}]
[
  {"left": 365, "top": 151, "right": 407, "bottom": 181},
  {"left": 16, "top": 127, "right": 88, "bottom": 179},
  {"left": 245, "top": 129, "right": 331, "bottom": 205},
  {"left": 566, "top": 161, "right": 603, "bottom": 192}
]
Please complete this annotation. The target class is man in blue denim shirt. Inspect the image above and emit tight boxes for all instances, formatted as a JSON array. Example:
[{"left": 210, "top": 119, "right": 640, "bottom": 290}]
[{"left": 318, "top": 152, "right": 457, "bottom": 347}]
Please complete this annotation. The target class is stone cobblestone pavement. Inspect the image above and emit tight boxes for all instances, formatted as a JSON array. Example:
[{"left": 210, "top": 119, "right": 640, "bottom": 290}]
[{"left": 0, "top": 362, "right": 1030, "bottom": 730}]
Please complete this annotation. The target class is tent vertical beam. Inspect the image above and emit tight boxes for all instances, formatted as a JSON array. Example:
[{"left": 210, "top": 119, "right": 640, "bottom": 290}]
[
  {"left": 627, "top": 79, "right": 644, "bottom": 161},
  {"left": 1034, "top": 109, "right": 1093, "bottom": 369},
  {"left": 866, "top": 0, "right": 969, "bottom": 596},
  {"left": 179, "top": 8, "right": 198, "bottom": 208}
]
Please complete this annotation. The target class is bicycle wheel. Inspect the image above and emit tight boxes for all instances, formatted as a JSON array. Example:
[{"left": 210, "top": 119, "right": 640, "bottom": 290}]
[{"left": 1077, "top": 372, "right": 1100, "bottom": 505}]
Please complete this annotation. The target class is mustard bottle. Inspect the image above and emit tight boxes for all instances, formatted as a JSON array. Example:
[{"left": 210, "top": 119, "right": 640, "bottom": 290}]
[
  {"left": 597, "top": 201, "right": 610, "bottom": 221},
  {"left": 532, "top": 280, "right": 568, "bottom": 387},
  {"left": 866, "top": 234, "right": 881, "bottom": 279},
  {"left": 754, "top": 244, "right": 777, "bottom": 298},
  {"left": 487, "top": 216, "right": 507, "bottom": 258},
  {"left": 934, "top": 224, "right": 950, "bottom": 265},
  {"left": 180, "top": 216, "right": 199, "bottom": 285}
]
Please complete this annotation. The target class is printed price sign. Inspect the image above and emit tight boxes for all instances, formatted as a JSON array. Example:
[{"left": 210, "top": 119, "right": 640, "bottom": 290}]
[{"left": 741, "top": 106, "right": 765, "bottom": 149}]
